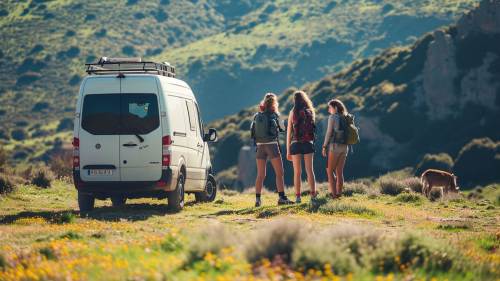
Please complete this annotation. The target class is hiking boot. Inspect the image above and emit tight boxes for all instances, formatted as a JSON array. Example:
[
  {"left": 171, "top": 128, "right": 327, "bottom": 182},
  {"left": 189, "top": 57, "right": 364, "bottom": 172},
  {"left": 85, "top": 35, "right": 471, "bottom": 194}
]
[
  {"left": 255, "top": 198, "right": 262, "bottom": 207},
  {"left": 295, "top": 196, "right": 302, "bottom": 204},
  {"left": 277, "top": 196, "right": 294, "bottom": 205}
]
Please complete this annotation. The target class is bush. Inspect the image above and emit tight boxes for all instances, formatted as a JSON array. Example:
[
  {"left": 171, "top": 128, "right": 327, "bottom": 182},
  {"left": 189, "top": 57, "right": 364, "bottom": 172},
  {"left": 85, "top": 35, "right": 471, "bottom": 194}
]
[
  {"left": 401, "top": 177, "right": 423, "bottom": 193},
  {"left": 379, "top": 178, "right": 405, "bottom": 196},
  {"left": 454, "top": 138, "right": 500, "bottom": 187},
  {"left": 49, "top": 150, "right": 72, "bottom": 178},
  {"left": 0, "top": 173, "right": 15, "bottom": 195},
  {"left": 56, "top": 118, "right": 73, "bottom": 132},
  {"left": 342, "top": 181, "right": 369, "bottom": 196},
  {"left": 395, "top": 192, "right": 423, "bottom": 203},
  {"left": 30, "top": 165, "right": 55, "bottom": 188},
  {"left": 245, "top": 220, "right": 305, "bottom": 263},
  {"left": 293, "top": 225, "right": 381, "bottom": 273},
  {"left": 59, "top": 231, "right": 82, "bottom": 239},
  {"left": 0, "top": 147, "right": 8, "bottom": 171},
  {"left": 11, "top": 129, "right": 27, "bottom": 141},
  {"left": 415, "top": 153, "right": 454, "bottom": 176},
  {"left": 187, "top": 224, "right": 235, "bottom": 264},
  {"left": 318, "top": 201, "right": 376, "bottom": 216},
  {"left": 370, "top": 235, "right": 455, "bottom": 274}
]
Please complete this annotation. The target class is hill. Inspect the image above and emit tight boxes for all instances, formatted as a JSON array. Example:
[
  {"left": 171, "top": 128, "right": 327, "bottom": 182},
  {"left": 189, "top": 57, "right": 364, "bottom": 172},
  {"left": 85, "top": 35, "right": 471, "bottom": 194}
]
[
  {"left": 209, "top": 0, "right": 500, "bottom": 189},
  {"left": 0, "top": 177, "right": 498, "bottom": 280},
  {"left": 0, "top": 0, "right": 479, "bottom": 166}
]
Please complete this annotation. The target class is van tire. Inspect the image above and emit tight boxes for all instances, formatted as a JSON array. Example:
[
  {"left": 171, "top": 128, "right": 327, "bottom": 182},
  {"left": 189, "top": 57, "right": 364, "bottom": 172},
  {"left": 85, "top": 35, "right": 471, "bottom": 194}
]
[
  {"left": 78, "top": 192, "right": 95, "bottom": 213},
  {"left": 111, "top": 196, "right": 126, "bottom": 207},
  {"left": 195, "top": 174, "right": 217, "bottom": 202},
  {"left": 167, "top": 173, "right": 185, "bottom": 212}
]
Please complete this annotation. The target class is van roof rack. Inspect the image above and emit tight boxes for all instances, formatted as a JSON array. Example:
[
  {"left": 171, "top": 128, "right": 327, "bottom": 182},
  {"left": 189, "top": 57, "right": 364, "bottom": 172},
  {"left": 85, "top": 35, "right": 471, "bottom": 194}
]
[{"left": 85, "top": 57, "right": 176, "bottom": 77}]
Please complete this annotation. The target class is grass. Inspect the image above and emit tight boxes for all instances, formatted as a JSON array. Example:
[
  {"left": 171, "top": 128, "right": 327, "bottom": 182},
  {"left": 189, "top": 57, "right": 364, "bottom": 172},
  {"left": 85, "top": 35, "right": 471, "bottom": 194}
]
[{"left": 0, "top": 180, "right": 498, "bottom": 280}]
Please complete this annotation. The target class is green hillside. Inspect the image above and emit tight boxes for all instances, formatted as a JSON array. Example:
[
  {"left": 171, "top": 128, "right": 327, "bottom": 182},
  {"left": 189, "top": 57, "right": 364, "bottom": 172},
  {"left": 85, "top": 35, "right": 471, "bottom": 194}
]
[
  {"left": 209, "top": 0, "right": 500, "bottom": 189},
  {"left": 0, "top": 0, "right": 479, "bottom": 167}
]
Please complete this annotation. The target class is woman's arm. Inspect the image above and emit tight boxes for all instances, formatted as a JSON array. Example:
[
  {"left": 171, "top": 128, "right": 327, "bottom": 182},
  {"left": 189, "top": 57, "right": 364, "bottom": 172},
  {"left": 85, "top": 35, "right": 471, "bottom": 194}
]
[
  {"left": 286, "top": 110, "right": 293, "bottom": 160},
  {"left": 323, "top": 115, "right": 334, "bottom": 148}
]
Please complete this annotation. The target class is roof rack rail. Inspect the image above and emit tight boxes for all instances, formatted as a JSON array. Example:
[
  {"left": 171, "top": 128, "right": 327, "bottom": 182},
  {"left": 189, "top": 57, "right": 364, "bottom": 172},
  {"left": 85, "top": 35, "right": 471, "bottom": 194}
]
[{"left": 85, "top": 57, "right": 176, "bottom": 78}]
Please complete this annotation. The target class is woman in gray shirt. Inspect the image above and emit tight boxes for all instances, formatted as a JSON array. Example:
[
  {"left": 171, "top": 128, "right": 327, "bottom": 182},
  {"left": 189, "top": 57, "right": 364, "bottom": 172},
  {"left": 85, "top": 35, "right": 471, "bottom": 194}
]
[{"left": 322, "top": 99, "right": 349, "bottom": 199}]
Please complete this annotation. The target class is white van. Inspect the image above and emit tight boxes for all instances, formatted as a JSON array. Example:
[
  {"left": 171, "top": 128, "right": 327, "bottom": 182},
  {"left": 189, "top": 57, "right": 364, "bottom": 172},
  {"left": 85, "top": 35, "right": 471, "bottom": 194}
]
[{"left": 72, "top": 57, "right": 217, "bottom": 212}]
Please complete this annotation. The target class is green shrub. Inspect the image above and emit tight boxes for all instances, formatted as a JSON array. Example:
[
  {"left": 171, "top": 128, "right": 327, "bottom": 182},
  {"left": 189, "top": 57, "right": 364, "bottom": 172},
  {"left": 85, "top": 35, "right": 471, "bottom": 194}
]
[
  {"left": 293, "top": 225, "right": 381, "bottom": 274},
  {"left": 318, "top": 202, "right": 376, "bottom": 216},
  {"left": 379, "top": 178, "right": 405, "bottom": 196},
  {"left": 437, "top": 221, "right": 471, "bottom": 231},
  {"left": 59, "top": 231, "right": 82, "bottom": 240},
  {"left": 342, "top": 181, "right": 369, "bottom": 196},
  {"left": 415, "top": 153, "right": 454, "bottom": 176},
  {"left": 49, "top": 150, "right": 72, "bottom": 178},
  {"left": 307, "top": 196, "right": 328, "bottom": 212},
  {"left": 454, "top": 138, "right": 500, "bottom": 187},
  {"left": 245, "top": 220, "right": 304, "bottom": 264},
  {"left": 370, "top": 235, "right": 455, "bottom": 274},
  {"left": 395, "top": 192, "right": 423, "bottom": 203},
  {"left": 0, "top": 252, "right": 6, "bottom": 269},
  {"left": 401, "top": 177, "right": 423, "bottom": 193},
  {"left": 187, "top": 224, "right": 235, "bottom": 265},
  {"left": 161, "top": 234, "right": 183, "bottom": 252},
  {"left": 0, "top": 147, "right": 8, "bottom": 171},
  {"left": 39, "top": 247, "right": 57, "bottom": 260},
  {"left": 54, "top": 212, "right": 76, "bottom": 224},
  {"left": 0, "top": 173, "right": 15, "bottom": 195},
  {"left": 11, "top": 129, "right": 27, "bottom": 141},
  {"left": 30, "top": 165, "right": 55, "bottom": 188}
]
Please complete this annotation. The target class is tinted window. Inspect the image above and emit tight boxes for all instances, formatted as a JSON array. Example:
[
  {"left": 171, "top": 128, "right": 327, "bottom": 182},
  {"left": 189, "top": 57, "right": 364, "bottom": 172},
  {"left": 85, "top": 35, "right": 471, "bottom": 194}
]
[
  {"left": 121, "top": 94, "right": 159, "bottom": 134},
  {"left": 81, "top": 94, "right": 159, "bottom": 135},
  {"left": 82, "top": 94, "right": 120, "bottom": 134}
]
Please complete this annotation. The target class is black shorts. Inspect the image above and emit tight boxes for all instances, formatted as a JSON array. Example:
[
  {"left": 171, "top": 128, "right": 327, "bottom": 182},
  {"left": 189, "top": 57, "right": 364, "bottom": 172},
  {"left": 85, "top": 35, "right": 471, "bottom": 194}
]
[{"left": 290, "top": 141, "right": 315, "bottom": 155}]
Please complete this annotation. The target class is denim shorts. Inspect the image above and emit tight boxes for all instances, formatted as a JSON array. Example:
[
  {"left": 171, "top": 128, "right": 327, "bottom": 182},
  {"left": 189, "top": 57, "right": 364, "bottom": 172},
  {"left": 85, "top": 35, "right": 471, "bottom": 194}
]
[
  {"left": 256, "top": 143, "right": 281, "bottom": 160},
  {"left": 290, "top": 141, "right": 315, "bottom": 155}
]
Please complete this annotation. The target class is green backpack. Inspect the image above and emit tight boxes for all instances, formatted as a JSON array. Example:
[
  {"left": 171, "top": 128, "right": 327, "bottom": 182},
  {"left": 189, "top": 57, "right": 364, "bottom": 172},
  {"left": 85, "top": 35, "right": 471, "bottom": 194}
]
[
  {"left": 337, "top": 114, "right": 360, "bottom": 145},
  {"left": 252, "top": 112, "right": 279, "bottom": 143}
]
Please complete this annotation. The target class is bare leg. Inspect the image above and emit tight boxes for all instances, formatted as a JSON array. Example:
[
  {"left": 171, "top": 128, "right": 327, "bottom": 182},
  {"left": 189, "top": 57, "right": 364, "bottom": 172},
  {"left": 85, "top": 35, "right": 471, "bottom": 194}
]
[
  {"left": 335, "top": 152, "right": 347, "bottom": 196},
  {"left": 270, "top": 157, "right": 285, "bottom": 193},
  {"left": 303, "top": 153, "right": 316, "bottom": 196},
  {"left": 327, "top": 150, "right": 337, "bottom": 195},
  {"left": 291, "top": 154, "right": 302, "bottom": 197},
  {"left": 255, "top": 159, "right": 267, "bottom": 195}
]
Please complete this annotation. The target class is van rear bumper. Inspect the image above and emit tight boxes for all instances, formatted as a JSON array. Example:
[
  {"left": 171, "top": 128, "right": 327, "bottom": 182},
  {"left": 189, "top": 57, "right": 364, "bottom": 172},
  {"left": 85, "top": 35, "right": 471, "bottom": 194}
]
[{"left": 73, "top": 168, "right": 174, "bottom": 199}]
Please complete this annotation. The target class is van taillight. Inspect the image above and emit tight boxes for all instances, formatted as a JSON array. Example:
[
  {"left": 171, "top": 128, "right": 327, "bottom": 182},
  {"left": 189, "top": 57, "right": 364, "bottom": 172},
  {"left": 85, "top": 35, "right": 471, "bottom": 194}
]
[
  {"left": 162, "top": 135, "right": 171, "bottom": 167},
  {"left": 72, "top": 137, "right": 80, "bottom": 170}
]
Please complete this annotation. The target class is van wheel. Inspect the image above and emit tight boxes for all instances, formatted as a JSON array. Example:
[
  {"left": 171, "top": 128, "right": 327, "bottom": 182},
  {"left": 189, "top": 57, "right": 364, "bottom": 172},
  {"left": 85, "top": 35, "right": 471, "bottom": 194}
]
[
  {"left": 78, "top": 192, "right": 95, "bottom": 213},
  {"left": 167, "top": 174, "right": 185, "bottom": 212},
  {"left": 111, "top": 196, "right": 126, "bottom": 207},
  {"left": 195, "top": 175, "right": 217, "bottom": 202}
]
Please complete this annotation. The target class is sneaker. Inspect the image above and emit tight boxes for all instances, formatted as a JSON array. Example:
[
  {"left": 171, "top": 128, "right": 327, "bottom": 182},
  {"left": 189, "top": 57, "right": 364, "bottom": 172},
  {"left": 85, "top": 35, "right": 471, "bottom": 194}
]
[
  {"left": 295, "top": 196, "right": 302, "bottom": 204},
  {"left": 278, "top": 196, "right": 294, "bottom": 205},
  {"left": 255, "top": 198, "right": 262, "bottom": 207}
]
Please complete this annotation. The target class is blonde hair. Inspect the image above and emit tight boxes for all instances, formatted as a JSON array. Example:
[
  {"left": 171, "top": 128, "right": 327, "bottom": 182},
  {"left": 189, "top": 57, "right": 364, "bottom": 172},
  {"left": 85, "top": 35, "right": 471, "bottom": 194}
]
[
  {"left": 259, "top": 93, "right": 279, "bottom": 113},
  {"left": 293, "top": 90, "right": 315, "bottom": 121}
]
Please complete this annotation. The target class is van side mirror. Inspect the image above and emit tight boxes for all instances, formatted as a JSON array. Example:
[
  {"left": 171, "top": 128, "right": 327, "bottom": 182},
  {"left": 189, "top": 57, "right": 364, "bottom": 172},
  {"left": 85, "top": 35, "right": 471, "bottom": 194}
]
[{"left": 203, "top": 128, "right": 217, "bottom": 142}]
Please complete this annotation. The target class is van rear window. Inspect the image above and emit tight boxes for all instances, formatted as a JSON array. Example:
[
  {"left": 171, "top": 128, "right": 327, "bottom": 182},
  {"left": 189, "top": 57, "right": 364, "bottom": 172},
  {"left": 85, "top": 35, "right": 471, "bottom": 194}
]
[{"left": 82, "top": 94, "right": 159, "bottom": 135}]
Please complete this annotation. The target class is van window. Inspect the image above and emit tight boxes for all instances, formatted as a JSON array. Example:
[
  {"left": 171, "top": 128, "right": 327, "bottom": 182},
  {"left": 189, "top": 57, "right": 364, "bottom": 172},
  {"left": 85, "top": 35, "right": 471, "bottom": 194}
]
[
  {"left": 185, "top": 100, "right": 197, "bottom": 132},
  {"left": 81, "top": 94, "right": 159, "bottom": 135},
  {"left": 121, "top": 94, "right": 159, "bottom": 134},
  {"left": 82, "top": 94, "right": 121, "bottom": 134}
]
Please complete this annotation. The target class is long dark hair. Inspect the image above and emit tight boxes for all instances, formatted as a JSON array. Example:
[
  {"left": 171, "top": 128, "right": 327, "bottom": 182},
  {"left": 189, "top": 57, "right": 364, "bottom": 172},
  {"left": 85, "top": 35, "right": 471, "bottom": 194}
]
[
  {"left": 328, "top": 99, "right": 348, "bottom": 116},
  {"left": 293, "top": 90, "right": 315, "bottom": 121}
]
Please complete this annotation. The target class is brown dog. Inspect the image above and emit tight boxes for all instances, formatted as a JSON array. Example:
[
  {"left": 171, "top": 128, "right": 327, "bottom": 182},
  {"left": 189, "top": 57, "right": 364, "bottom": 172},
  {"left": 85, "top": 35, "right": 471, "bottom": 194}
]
[{"left": 421, "top": 169, "right": 459, "bottom": 198}]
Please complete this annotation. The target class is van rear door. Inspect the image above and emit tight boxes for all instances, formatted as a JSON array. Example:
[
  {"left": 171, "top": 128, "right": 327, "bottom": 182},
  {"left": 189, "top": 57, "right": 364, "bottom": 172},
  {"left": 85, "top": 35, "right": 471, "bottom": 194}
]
[
  {"left": 119, "top": 76, "right": 162, "bottom": 182},
  {"left": 79, "top": 78, "right": 121, "bottom": 182}
]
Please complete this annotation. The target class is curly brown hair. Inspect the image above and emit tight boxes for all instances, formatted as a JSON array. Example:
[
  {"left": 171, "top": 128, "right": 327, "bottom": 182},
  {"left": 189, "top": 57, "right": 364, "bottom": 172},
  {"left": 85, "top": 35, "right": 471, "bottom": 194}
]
[{"left": 259, "top": 93, "right": 279, "bottom": 113}]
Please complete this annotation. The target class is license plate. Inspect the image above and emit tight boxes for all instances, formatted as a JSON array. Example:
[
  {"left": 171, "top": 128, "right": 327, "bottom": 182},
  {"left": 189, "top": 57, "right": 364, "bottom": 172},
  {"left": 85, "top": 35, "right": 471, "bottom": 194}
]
[{"left": 88, "top": 169, "right": 113, "bottom": 176}]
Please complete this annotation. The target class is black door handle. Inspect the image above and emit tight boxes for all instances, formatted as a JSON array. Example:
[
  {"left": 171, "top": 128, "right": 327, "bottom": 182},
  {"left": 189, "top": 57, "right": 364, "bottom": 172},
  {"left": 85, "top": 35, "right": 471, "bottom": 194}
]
[{"left": 123, "top": 143, "right": 137, "bottom": 147}]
